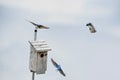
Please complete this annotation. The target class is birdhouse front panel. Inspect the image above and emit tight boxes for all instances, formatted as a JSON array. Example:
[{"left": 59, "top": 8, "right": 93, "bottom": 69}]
[
  {"left": 36, "top": 51, "right": 48, "bottom": 74},
  {"left": 29, "top": 41, "right": 51, "bottom": 74}
]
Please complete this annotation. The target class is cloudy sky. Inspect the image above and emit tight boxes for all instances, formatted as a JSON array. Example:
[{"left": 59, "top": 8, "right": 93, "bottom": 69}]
[{"left": 0, "top": 0, "right": 120, "bottom": 80}]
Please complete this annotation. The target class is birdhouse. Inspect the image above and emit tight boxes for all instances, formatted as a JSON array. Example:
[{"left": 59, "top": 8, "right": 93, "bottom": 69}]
[{"left": 29, "top": 41, "right": 51, "bottom": 74}]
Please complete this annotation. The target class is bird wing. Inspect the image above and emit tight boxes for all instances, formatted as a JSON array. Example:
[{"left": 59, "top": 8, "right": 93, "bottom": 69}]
[
  {"left": 51, "top": 58, "right": 66, "bottom": 77},
  {"left": 59, "top": 69, "right": 66, "bottom": 76},
  {"left": 38, "top": 25, "right": 50, "bottom": 29},
  {"left": 26, "top": 20, "right": 49, "bottom": 29},
  {"left": 51, "top": 58, "right": 59, "bottom": 68},
  {"left": 27, "top": 20, "right": 38, "bottom": 26}
]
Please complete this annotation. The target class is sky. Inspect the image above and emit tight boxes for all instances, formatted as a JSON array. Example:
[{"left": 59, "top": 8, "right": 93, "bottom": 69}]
[{"left": 0, "top": 0, "right": 120, "bottom": 80}]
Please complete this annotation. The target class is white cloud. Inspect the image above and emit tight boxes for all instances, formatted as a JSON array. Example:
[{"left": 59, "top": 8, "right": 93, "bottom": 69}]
[
  {"left": 0, "top": 0, "right": 86, "bottom": 13},
  {"left": 1, "top": 0, "right": 120, "bottom": 80},
  {"left": 0, "top": 0, "right": 88, "bottom": 24},
  {"left": 109, "top": 27, "right": 120, "bottom": 39},
  {"left": 1, "top": 0, "right": 118, "bottom": 25}
]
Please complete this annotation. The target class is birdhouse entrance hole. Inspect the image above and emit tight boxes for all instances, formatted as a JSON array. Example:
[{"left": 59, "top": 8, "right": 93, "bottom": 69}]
[{"left": 37, "top": 52, "right": 47, "bottom": 58}]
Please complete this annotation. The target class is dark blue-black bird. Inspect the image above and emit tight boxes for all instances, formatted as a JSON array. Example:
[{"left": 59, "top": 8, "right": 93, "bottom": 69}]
[
  {"left": 51, "top": 58, "right": 66, "bottom": 77},
  {"left": 86, "top": 23, "right": 96, "bottom": 33},
  {"left": 27, "top": 20, "right": 49, "bottom": 29}
]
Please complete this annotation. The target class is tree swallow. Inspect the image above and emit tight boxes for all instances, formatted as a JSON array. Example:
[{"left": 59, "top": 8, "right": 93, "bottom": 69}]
[
  {"left": 86, "top": 23, "right": 96, "bottom": 33},
  {"left": 51, "top": 58, "right": 66, "bottom": 77},
  {"left": 27, "top": 20, "right": 49, "bottom": 29}
]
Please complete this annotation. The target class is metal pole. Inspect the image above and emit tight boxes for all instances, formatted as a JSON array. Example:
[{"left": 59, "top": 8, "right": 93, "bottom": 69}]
[
  {"left": 34, "top": 29, "right": 37, "bottom": 41},
  {"left": 32, "top": 28, "right": 37, "bottom": 80},
  {"left": 32, "top": 72, "right": 35, "bottom": 80}
]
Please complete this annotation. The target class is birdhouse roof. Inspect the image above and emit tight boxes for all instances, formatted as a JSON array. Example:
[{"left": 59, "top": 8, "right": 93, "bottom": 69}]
[{"left": 29, "top": 41, "right": 51, "bottom": 52}]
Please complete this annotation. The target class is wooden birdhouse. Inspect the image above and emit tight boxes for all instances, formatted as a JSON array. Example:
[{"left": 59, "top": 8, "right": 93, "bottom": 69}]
[{"left": 29, "top": 41, "right": 51, "bottom": 74}]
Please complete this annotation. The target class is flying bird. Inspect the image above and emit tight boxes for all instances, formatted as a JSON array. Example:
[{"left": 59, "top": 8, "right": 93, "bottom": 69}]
[
  {"left": 27, "top": 20, "right": 49, "bottom": 29},
  {"left": 51, "top": 58, "right": 66, "bottom": 77},
  {"left": 86, "top": 23, "right": 96, "bottom": 33}
]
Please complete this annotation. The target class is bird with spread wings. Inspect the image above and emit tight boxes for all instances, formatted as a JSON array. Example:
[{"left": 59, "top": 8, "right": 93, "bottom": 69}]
[
  {"left": 27, "top": 20, "right": 49, "bottom": 29},
  {"left": 51, "top": 58, "right": 66, "bottom": 77}
]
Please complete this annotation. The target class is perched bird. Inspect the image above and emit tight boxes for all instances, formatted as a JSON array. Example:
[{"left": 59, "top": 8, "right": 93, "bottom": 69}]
[
  {"left": 86, "top": 23, "right": 96, "bottom": 33},
  {"left": 27, "top": 20, "right": 49, "bottom": 29},
  {"left": 51, "top": 58, "right": 66, "bottom": 77}
]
